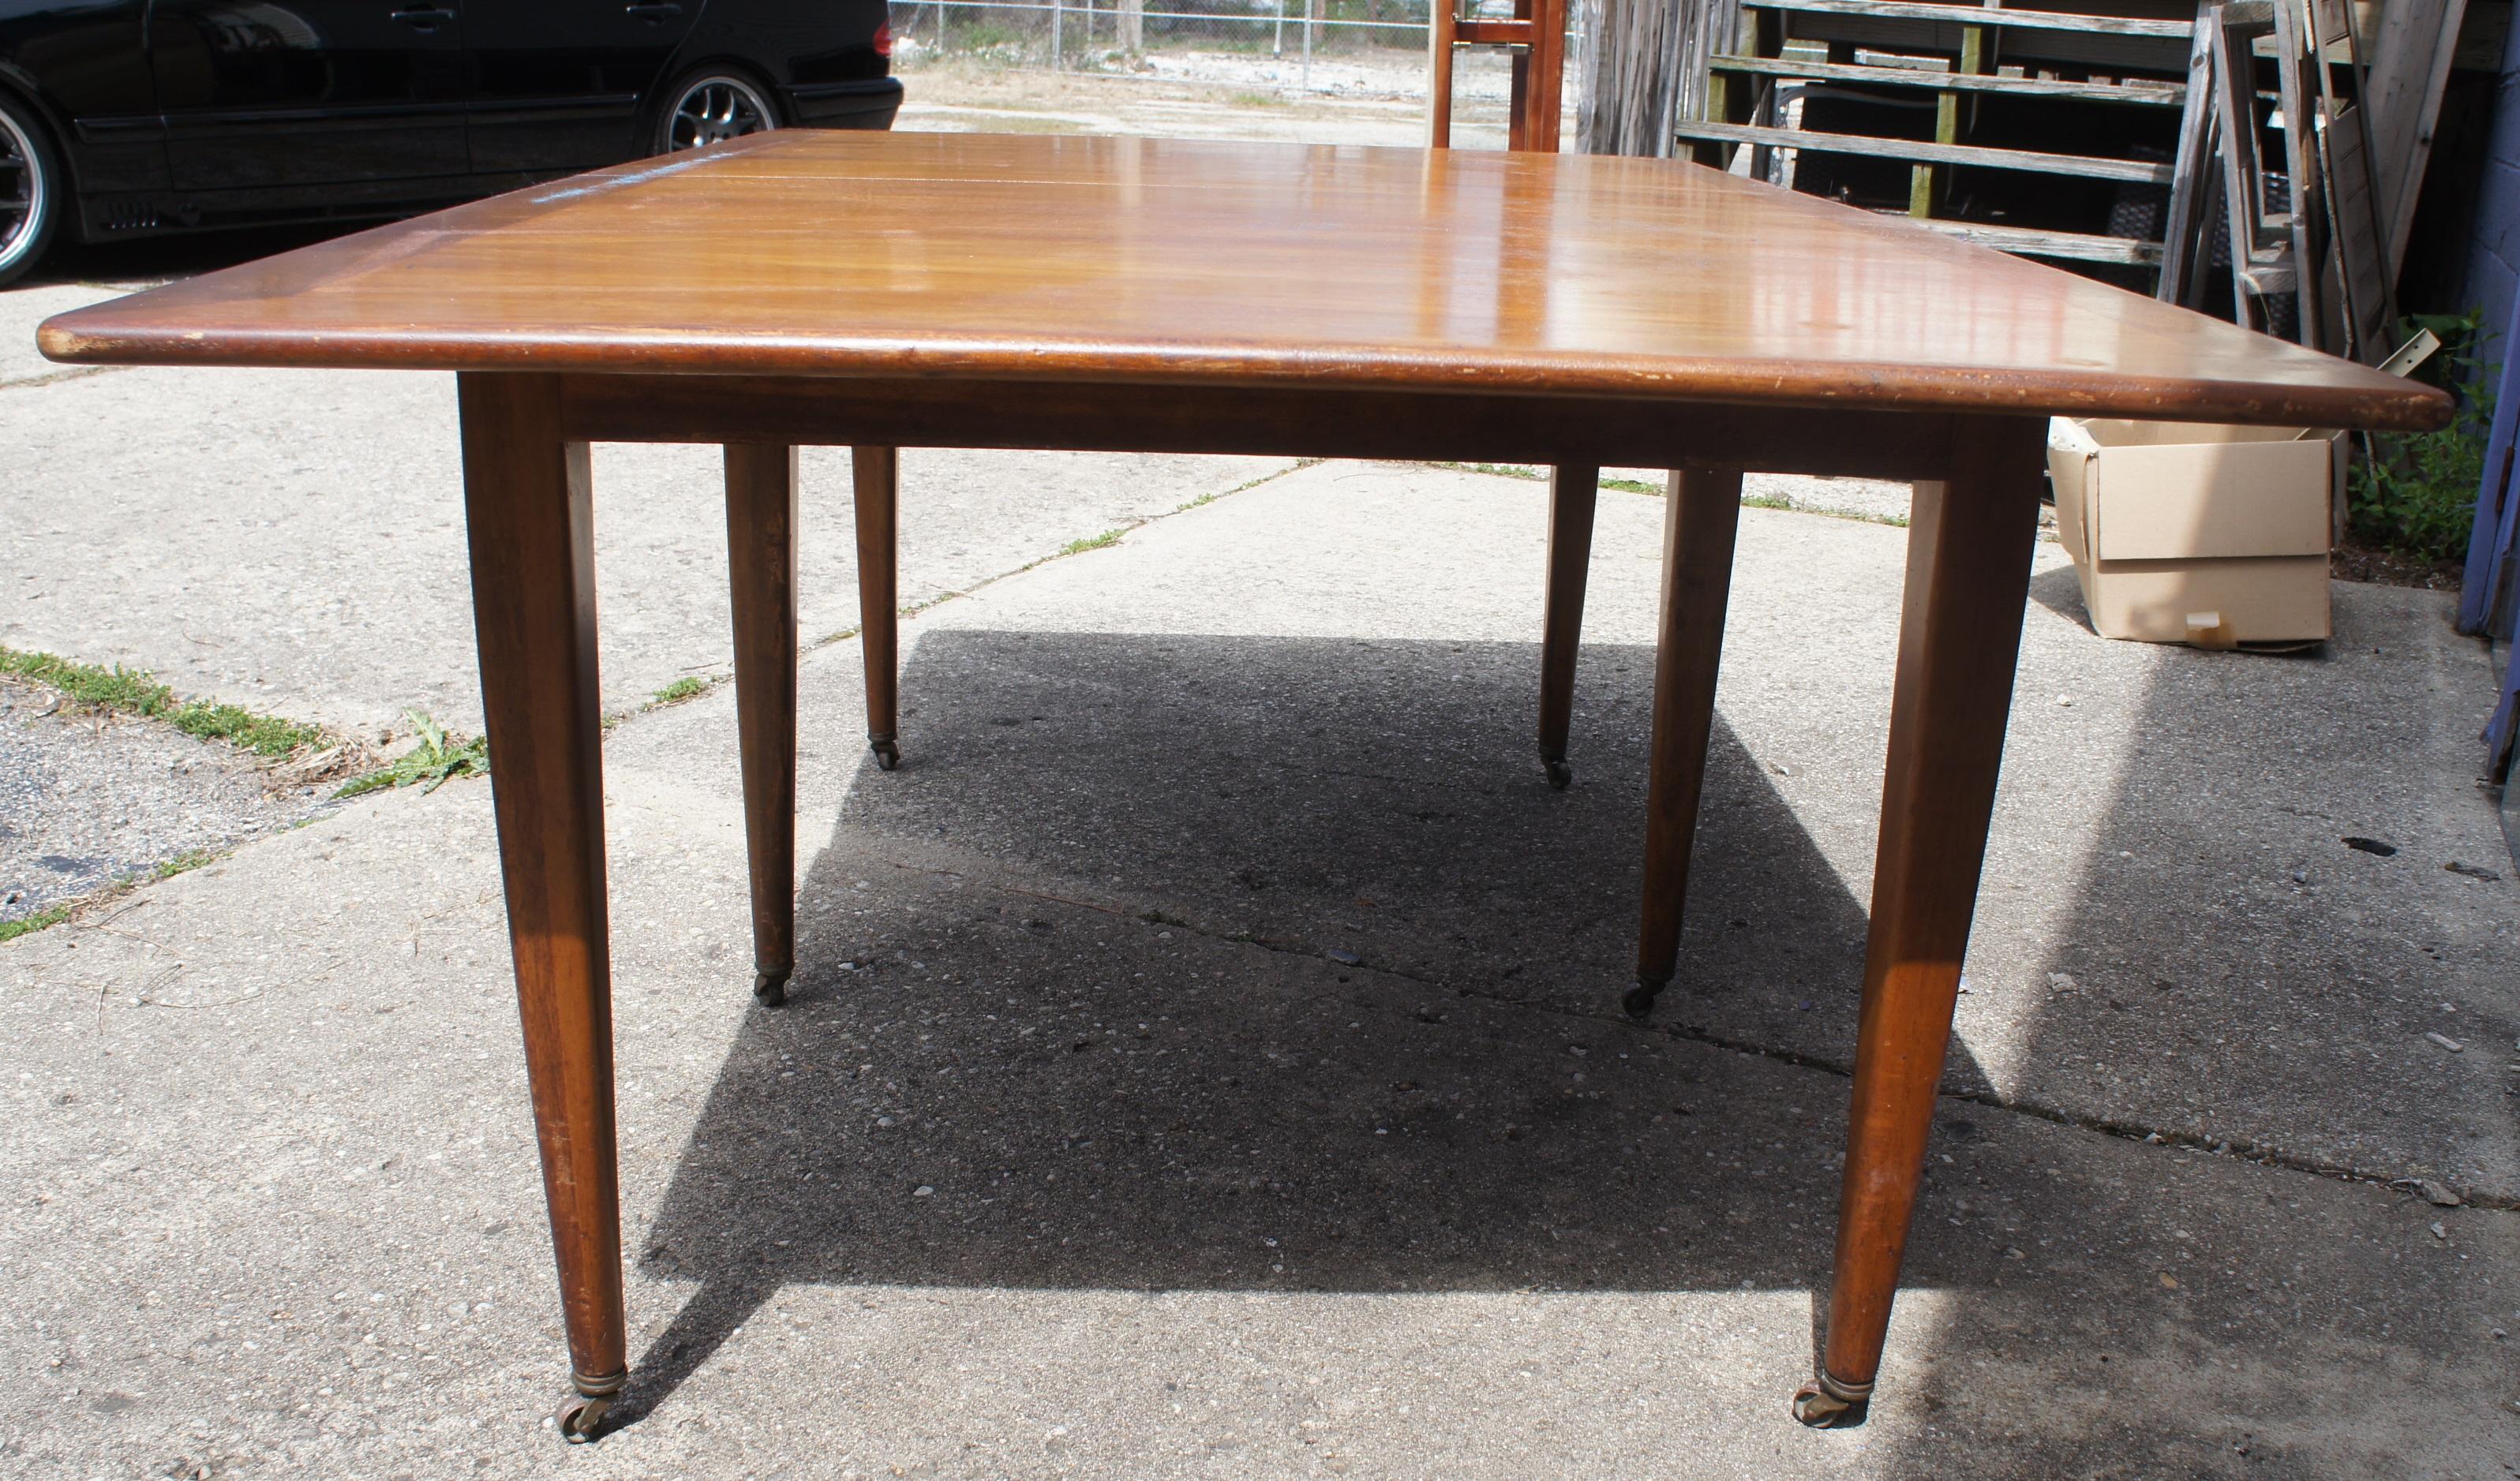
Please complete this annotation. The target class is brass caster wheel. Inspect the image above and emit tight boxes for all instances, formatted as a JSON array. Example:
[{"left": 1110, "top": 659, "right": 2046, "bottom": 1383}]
[
  {"left": 869, "top": 735, "right": 901, "bottom": 772},
  {"left": 1622, "top": 980, "right": 1663, "bottom": 1021},
  {"left": 1790, "top": 1378, "right": 1869, "bottom": 1429},
  {"left": 753, "top": 969, "right": 789, "bottom": 1008},
  {"left": 1543, "top": 756, "right": 1573, "bottom": 791},
  {"left": 554, "top": 1390, "right": 613, "bottom": 1444}
]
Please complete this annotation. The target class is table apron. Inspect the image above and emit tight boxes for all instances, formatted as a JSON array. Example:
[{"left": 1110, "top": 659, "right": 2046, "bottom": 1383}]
[{"left": 554, "top": 374, "right": 1979, "bottom": 481}]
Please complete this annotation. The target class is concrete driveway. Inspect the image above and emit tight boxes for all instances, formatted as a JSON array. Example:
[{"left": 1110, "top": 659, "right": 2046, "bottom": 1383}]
[{"left": 2, "top": 225, "right": 2515, "bottom": 1479}]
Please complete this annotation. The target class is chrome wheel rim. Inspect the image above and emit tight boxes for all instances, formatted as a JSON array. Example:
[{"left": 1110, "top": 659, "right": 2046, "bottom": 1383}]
[
  {"left": 0, "top": 107, "right": 45, "bottom": 277},
  {"left": 665, "top": 77, "right": 773, "bottom": 151}
]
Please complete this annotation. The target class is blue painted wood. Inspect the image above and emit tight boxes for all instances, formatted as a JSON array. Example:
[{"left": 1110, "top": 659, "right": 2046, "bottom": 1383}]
[
  {"left": 2455, "top": 286, "right": 2520, "bottom": 640},
  {"left": 2489, "top": 638, "right": 2518, "bottom": 777},
  {"left": 2474, "top": 296, "right": 2520, "bottom": 772},
  {"left": 2451, "top": 22, "right": 2520, "bottom": 782},
  {"left": 2454, "top": 18, "right": 2520, "bottom": 642},
  {"left": 2459, "top": 306, "right": 2518, "bottom": 776}
]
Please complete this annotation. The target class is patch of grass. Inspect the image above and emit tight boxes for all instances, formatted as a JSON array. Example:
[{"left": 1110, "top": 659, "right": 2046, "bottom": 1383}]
[
  {"left": 1432, "top": 463, "right": 1911, "bottom": 525},
  {"left": 165, "top": 701, "right": 323, "bottom": 757},
  {"left": 152, "top": 847, "right": 221, "bottom": 881},
  {"left": 1061, "top": 529, "right": 1125, "bottom": 556},
  {"left": 1436, "top": 463, "right": 1667, "bottom": 497},
  {"left": 2350, "top": 309, "right": 2495, "bottom": 567},
  {"left": 1438, "top": 461, "right": 1547, "bottom": 482},
  {"left": 0, "top": 905, "right": 72, "bottom": 944},
  {"left": 0, "top": 645, "right": 326, "bottom": 757},
  {"left": 1174, "top": 458, "right": 1317, "bottom": 514},
  {"left": 1742, "top": 492, "right": 1908, "bottom": 528},
  {"left": 0, "top": 647, "right": 172, "bottom": 709},
  {"left": 333, "top": 711, "right": 488, "bottom": 798},
  {"left": 2, "top": 847, "right": 229, "bottom": 945},
  {"left": 946, "top": 21, "right": 1024, "bottom": 50},
  {"left": 651, "top": 675, "right": 711, "bottom": 706}
]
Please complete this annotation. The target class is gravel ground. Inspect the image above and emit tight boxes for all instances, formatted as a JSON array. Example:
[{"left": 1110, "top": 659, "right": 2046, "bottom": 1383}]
[{"left": 0, "top": 679, "right": 341, "bottom": 923}]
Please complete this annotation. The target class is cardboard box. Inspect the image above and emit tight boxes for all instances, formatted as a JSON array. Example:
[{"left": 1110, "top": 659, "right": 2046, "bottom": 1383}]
[{"left": 2046, "top": 417, "right": 2346, "bottom": 647}]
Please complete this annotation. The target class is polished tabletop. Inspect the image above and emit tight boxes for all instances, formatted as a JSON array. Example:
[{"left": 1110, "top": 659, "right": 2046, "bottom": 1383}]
[{"left": 38, "top": 131, "right": 2447, "bottom": 432}]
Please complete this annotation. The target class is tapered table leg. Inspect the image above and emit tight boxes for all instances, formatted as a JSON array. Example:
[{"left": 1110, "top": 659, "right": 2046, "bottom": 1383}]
[
  {"left": 1627, "top": 466, "right": 1743, "bottom": 1019},
  {"left": 1536, "top": 462, "right": 1599, "bottom": 790},
  {"left": 1796, "top": 417, "right": 2046, "bottom": 1427},
  {"left": 455, "top": 372, "right": 623, "bottom": 1442},
  {"left": 726, "top": 443, "right": 799, "bottom": 1008},
  {"left": 852, "top": 445, "right": 901, "bottom": 770}
]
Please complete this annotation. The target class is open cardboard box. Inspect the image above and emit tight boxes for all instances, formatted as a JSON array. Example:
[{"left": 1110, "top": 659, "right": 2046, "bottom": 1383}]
[{"left": 2046, "top": 417, "right": 2346, "bottom": 648}]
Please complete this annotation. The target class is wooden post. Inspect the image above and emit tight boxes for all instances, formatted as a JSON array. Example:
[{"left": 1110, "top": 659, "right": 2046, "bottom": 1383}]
[
  {"left": 1429, "top": 0, "right": 1457, "bottom": 146},
  {"left": 1914, "top": 23, "right": 1986, "bottom": 219},
  {"left": 1531, "top": 0, "right": 1568, "bottom": 149}
]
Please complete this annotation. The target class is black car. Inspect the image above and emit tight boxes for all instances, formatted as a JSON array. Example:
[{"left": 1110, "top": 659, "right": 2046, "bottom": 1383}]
[{"left": 0, "top": 0, "right": 900, "bottom": 284}]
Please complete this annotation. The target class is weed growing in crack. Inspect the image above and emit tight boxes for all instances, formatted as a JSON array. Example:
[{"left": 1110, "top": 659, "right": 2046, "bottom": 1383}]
[
  {"left": 0, "top": 645, "right": 328, "bottom": 757},
  {"left": 1060, "top": 529, "right": 1125, "bottom": 556},
  {"left": 0, "top": 905, "right": 71, "bottom": 944},
  {"left": 334, "top": 711, "right": 489, "bottom": 798}
]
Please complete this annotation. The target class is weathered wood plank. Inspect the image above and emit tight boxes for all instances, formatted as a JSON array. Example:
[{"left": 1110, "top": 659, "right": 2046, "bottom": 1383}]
[
  {"left": 1672, "top": 119, "right": 2176, "bottom": 181},
  {"left": 2365, "top": 0, "right": 2469, "bottom": 277},
  {"left": 1739, "top": 0, "right": 2192, "bottom": 39},
  {"left": 1710, "top": 52, "right": 2185, "bottom": 103},
  {"left": 1908, "top": 218, "right": 2166, "bottom": 264},
  {"left": 2155, "top": 8, "right": 2219, "bottom": 305}
]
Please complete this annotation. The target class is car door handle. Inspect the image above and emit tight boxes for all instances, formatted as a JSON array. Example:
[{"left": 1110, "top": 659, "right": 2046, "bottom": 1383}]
[
  {"left": 391, "top": 6, "right": 455, "bottom": 25},
  {"left": 624, "top": 2, "right": 683, "bottom": 16}
]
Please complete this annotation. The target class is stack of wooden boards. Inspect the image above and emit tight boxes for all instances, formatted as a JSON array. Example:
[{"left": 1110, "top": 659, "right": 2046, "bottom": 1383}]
[
  {"left": 2156, "top": 0, "right": 2403, "bottom": 359},
  {"left": 1582, "top": 0, "right": 2481, "bottom": 357}
]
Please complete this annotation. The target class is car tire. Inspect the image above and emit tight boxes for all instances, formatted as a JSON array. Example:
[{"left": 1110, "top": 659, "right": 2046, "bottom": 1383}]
[
  {"left": 651, "top": 68, "right": 783, "bottom": 155},
  {"left": 0, "top": 90, "right": 63, "bottom": 289}
]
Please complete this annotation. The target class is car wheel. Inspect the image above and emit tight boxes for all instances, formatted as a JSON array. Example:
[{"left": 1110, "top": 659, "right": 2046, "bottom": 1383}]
[
  {"left": 0, "top": 92, "right": 62, "bottom": 288},
  {"left": 653, "top": 69, "right": 781, "bottom": 155}
]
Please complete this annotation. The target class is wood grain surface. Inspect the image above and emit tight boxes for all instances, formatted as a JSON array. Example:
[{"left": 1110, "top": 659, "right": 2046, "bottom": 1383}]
[{"left": 38, "top": 131, "right": 2446, "bottom": 432}]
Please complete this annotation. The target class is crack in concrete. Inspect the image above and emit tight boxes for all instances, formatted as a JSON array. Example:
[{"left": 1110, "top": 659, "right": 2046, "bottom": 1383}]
[
  {"left": 1029, "top": 878, "right": 2520, "bottom": 1216},
  {"left": 600, "top": 458, "right": 1320, "bottom": 735},
  {"left": 2, "top": 364, "right": 129, "bottom": 391}
]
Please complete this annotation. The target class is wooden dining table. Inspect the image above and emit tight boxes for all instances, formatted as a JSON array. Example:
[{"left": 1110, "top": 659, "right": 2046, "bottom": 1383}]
[{"left": 37, "top": 130, "right": 2444, "bottom": 1440}]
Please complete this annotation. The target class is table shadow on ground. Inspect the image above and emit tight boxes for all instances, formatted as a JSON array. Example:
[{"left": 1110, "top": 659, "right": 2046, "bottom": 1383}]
[
  {"left": 616, "top": 631, "right": 2043, "bottom": 1430},
  {"left": 611, "top": 630, "right": 2488, "bottom": 1474}
]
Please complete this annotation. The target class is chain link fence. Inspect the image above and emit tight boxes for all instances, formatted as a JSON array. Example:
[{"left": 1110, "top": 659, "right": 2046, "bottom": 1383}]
[{"left": 887, "top": 0, "right": 1582, "bottom": 111}]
